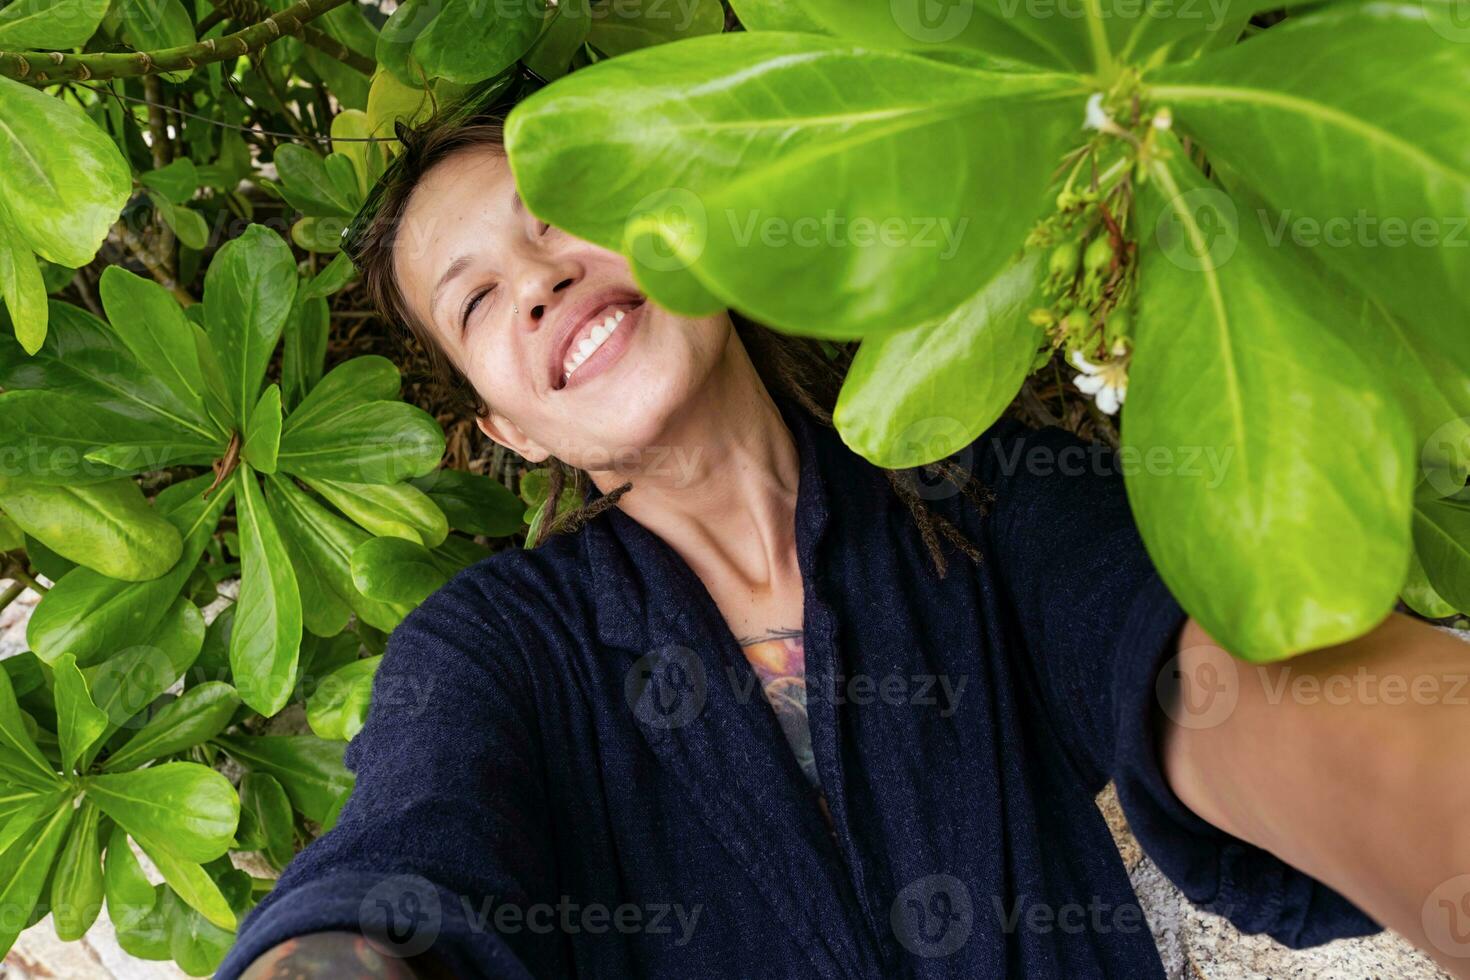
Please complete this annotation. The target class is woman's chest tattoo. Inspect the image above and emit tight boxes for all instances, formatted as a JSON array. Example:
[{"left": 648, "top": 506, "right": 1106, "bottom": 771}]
[{"left": 737, "top": 627, "right": 820, "bottom": 788}]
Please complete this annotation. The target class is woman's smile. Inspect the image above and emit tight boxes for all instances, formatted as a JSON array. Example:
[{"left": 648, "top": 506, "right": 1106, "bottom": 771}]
[{"left": 551, "top": 295, "right": 646, "bottom": 392}]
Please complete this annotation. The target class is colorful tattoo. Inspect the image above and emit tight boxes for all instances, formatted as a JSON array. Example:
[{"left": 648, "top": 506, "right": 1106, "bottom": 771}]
[
  {"left": 738, "top": 627, "right": 820, "bottom": 790},
  {"left": 240, "top": 932, "right": 428, "bottom": 979}
]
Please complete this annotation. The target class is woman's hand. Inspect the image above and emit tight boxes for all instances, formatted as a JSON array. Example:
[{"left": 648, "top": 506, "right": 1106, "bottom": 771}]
[{"left": 1160, "top": 614, "right": 1470, "bottom": 978}]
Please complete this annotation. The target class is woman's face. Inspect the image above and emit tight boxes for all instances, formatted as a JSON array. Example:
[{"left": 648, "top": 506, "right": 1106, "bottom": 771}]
[{"left": 394, "top": 145, "right": 732, "bottom": 471}]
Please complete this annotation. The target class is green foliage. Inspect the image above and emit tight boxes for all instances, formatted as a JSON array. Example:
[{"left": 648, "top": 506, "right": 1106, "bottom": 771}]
[
  {"left": 505, "top": 0, "right": 1470, "bottom": 658},
  {"left": 0, "top": 0, "right": 1464, "bottom": 971}
]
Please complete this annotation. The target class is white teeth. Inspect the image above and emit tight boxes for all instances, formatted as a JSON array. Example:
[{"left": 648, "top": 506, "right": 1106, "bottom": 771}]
[{"left": 560, "top": 308, "right": 627, "bottom": 385}]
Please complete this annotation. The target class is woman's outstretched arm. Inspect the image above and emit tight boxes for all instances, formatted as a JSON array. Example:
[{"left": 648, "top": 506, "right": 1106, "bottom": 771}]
[{"left": 1161, "top": 613, "right": 1470, "bottom": 979}]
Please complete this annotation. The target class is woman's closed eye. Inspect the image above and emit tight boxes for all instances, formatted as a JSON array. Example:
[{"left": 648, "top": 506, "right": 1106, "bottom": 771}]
[{"left": 462, "top": 284, "right": 495, "bottom": 331}]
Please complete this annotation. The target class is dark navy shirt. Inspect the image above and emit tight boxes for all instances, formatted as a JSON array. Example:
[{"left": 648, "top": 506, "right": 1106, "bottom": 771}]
[{"left": 219, "top": 396, "right": 1377, "bottom": 979}]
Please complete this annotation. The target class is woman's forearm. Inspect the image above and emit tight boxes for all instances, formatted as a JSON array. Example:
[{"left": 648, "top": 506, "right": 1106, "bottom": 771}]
[
  {"left": 1161, "top": 613, "right": 1470, "bottom": 978},
  {"left": 240, "top": 932, "right": 447, "bottom": 979}
]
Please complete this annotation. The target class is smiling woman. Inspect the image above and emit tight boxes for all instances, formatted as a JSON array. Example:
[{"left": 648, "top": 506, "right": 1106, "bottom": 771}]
[
  {"left": 209, "top": 96, "right": 1470, "bottom": 980},
  {"left": 344, "top": 108, "right": 983, "bottom": 562}
]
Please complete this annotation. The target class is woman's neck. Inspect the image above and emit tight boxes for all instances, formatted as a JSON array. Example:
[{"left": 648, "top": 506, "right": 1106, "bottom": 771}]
[{"left": 590, "top": 331, "right": 802, "bottom": 596}]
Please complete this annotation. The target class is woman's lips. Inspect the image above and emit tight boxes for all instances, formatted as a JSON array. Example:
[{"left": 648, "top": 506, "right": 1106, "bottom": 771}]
[{"left": 558, "top": 301, "right": 644, "bottom": 392}]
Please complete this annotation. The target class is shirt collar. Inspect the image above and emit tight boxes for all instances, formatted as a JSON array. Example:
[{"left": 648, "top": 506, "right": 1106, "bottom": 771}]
[{"left": 581, "top": 390, "right": 835, "bottom": 654}]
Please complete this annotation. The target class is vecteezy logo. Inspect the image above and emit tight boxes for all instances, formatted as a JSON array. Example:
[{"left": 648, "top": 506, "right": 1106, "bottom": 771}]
[
  {"left": 891, "top": 0, "right": 975, "bottom": 43},
  {"left": 891, "top": 874, "right": 974, "bottom": 958},
  {"left": 1157, "top": 645, "right": 1239, "bottom": 730},
  {"left": 625, "top": 188, "right": 709, "bottom": 273},
  {"left": 625, "top": 645, "right": 708, "bottom": 729},
  {"left": 1154, "top": 186, "right": 1238, "bottom": 272},
  {"left": 360, "top": 874, "right": 442, "bottom": 959},
  {"left": 1424, "top": 874, "right": 1470, "bottom": 958}
]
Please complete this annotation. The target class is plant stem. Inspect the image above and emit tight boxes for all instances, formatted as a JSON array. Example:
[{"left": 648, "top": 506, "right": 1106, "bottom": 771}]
[
  {"left": 0, "top": 579, "right": 24, "bottom": 612},
  {"left": 208, "top": 0, "right": 376, "bottom": 76},
  {"left": 0, "top": 0, "right": 350, "bottom": 84},
  {"left": 8, "top": 564, "right": 47, "bottom": 595}
]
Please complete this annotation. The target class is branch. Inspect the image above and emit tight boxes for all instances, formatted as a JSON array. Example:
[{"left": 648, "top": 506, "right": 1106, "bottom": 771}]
[
  {"left": 209, "top": 0, "right": 376, "bottom": 76},
  {"left": 110, "top": 220, "right": 196, "bottom": 306},
  {"left": 0, "top": 0, "right": 350, "bottom": 84}
]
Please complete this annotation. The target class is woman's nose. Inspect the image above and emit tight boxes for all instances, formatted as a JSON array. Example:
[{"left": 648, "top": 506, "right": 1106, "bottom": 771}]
[{"left": 526, "top": 277, "right": 576, "bottom": 325}]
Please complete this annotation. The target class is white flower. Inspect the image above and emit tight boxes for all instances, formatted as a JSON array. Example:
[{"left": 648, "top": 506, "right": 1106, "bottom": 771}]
[
  {"left": 1070, "top": 349, "right": 1128, "bottom": 416},
  {"left": 1083, "top": 93, "right": 1110, "bottom": 131}
]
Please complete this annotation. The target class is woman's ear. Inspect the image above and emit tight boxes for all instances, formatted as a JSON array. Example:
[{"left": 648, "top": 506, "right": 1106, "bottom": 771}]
[{"left": 475, "top": 411, "right": 551, "bottom": 463}]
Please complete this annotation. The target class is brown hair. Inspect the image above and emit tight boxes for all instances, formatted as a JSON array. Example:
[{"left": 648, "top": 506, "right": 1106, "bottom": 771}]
[{"left": 346, "top": 107, "right": 987, "bottom": 575}]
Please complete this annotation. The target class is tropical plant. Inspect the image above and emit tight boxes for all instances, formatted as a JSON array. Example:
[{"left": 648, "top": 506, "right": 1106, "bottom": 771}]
[
  {"left": 505, "top": 0, "right": 1470, "bottom": 660},
  {"left": 0, "top": 0, "right": 1465, "bottom": 973}
]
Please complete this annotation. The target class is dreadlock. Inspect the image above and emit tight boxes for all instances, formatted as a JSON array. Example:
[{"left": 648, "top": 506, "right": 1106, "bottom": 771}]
[{"left": 346, "top": 97, "right": 988, "bottom": 577}]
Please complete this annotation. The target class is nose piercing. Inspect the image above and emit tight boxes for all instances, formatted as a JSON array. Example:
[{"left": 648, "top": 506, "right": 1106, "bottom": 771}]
[{"left": 513, "top": 304, "right": 520, "bottom": 315}]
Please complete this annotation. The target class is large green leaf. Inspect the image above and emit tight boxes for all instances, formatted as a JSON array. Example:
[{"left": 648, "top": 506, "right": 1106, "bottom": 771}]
[
  {"left": 139, "top": 158, "right": 199, "bottom": 205},
  {"left": 237, "top": 772, "right": 293, "bottom": 869},
  {"left": 728, "top": 0, "right": 827, "bottom": 32},
  {"left": 97, "top": 268, "right": 219, "bottom": 435},
  {"left": 506, "top": 31, "right": 1084, "bottom": 337},
  {"left": 113, "top": 883, "right": 171, "bottom": 960},
  {"left": 50, "top": 800, "right": 103, "bottom": 941},
  {"left": 281, "top": 295, "right": 330, "bottom": 412},
  {"left": 103, "top": 825, "right": 156, "bottom": 934},
  {"left": 0, "top": 301, "right": 224, "bottom": 459},
  {"left": 86, "top": 763, "right": 238, "bottom": 864},
  {"left": 413, "top": 0, "right": 548, "bottom": 84},
  {"left": 1125, "top": 139, "right": 1415, "bottom": 660},
  {"left": 305, "top": 476, "right": 448, "bottom": 547},
  {"left": 0, "top": 0, "right": 109, "bottom": 48},
  {"left": 586, "top": 0, "right": 724, "bottom": 56},
  {"left": 85, "top": 598, "right": 206, "bottom": 737},
  {"left": 242, "top": 384, "right": 284, "bottom": 474},
  {"left": 1151, "top": 5, "right": 1470, "bottom": 331},
  {"left": 119, "top": 0, "right": 195, "bottom": 51},
  {"left": 835, "top": 252, "right": 1043, "bottom": 467},
  {"left": 273, "top": 144, "right": 360, "bottom": 217},
  {"left": 0, "top": 666, "right": 57, "bottom": 791},
  {"left": 278, "top": 400, "right": 444, "bottom": 484},
  {"left": 411, "top": 467, "right": 524, "bottom": 537},
  {"left": 1414, "top": 497, "right": 1470, "bottom": 613},
  {"left": 1403, "top": 544, "right": 1460, "bottom": 618},
  {"left": 231, "top": 469, "right": 302, "bottom": 716},
  {"left": 0, "top": 76, "right": 130, "bottom": 267},
  {"left": 0, "top": 199, "right": 46, "bottom": 353},
  {"left": 135, "top": 840, "right": 235, "bottom": 931},
  {"left": 53, "top": 653, "right": 107, "bottom": 775},
  {"left": 202, "top": 225, "right": 299, "bottom": 426},
  {"left": 351, "top": 536, "right": 450, "bottom": 608},
  {"left": 306, "top": 656, "right": 379, "bottom": 742},
  {"left": 0, "top": 388, "right": 216, "bottom": 484},
  {"left": 102, "top": 683, "right": 241, "bottom": 773},
  {"left": 264, "top": 475, "right": 412, "bottom": 633},
  {"left": 214, "top": 735, "right": 353, "bottom": 828},
  {"left": 28, "top": 476, "right": 226, "bottom": 665},
  {"left": 280, "top": 355, "right": 402, "bottom": 433},
  {"left": 0, "top": 800, "right": 74, "bottom": 957},
  {"left": 785, "top": 0, "right": 1090, "bottom": 70},
  {"left": 1345, "top": 296, "right": 1470, "bottom": 482},
  {"left": 164, "top": 863, "right": 246, "bottom": 972},
  {"left": 0, "top": 479, "right": 182, "bottom": 581}
]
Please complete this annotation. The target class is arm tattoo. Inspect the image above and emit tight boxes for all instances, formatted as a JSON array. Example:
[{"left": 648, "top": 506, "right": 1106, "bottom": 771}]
[{"left": 240, "top": 931, "right": 443, "bottom": 980}]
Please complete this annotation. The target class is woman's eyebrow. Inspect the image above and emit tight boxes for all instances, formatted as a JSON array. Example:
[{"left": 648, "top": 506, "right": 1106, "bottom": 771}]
[{"left": 431, "top": 254, "right": 473, "bottom": 323}]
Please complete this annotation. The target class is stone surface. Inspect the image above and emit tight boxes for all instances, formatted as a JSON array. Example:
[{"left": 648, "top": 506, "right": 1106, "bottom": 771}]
[{"left": 0, "top": 579, "right": 1455, "bottom": 977}]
